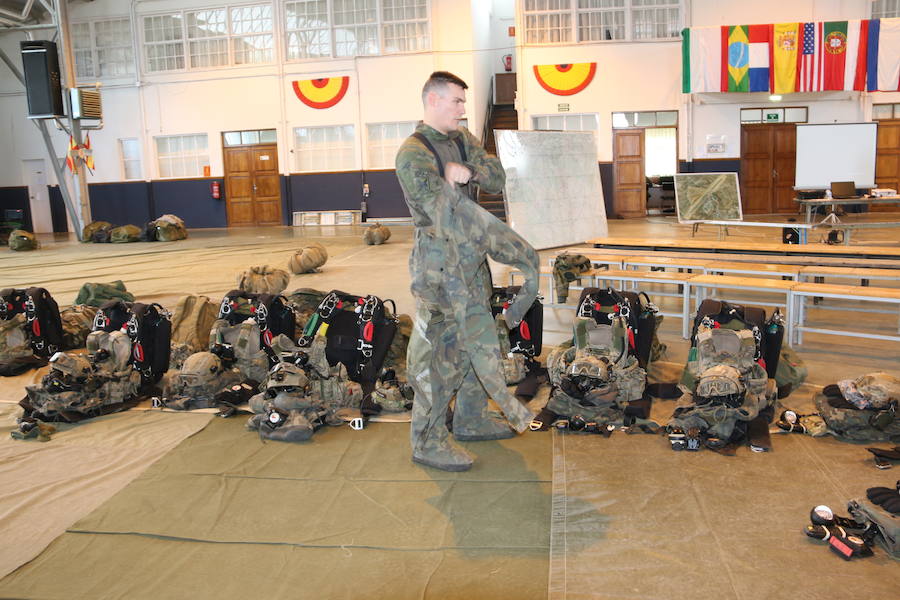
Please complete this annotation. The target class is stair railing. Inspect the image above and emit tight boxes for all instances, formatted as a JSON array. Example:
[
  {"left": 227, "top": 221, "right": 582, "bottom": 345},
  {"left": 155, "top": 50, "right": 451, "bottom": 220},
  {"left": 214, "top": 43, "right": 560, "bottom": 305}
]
[{"left": 481, "top": 76, "right": 495, "bottom": 146}]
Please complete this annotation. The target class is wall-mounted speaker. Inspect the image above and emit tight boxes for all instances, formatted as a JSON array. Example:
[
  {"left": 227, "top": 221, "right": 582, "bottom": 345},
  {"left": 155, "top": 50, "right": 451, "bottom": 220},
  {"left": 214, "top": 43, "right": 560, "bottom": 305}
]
[{"left": 20, "top": 40, "right": 65, "bottom": 119}]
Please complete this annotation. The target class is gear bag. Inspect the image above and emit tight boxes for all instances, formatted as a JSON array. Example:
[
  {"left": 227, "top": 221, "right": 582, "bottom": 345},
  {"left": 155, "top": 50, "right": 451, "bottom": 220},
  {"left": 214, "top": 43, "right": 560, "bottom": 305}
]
[
  {"left": 814, "top": 384, "right": 900, "bottom": 442},
  {"left": 110, "top": 224, "right": 142, "bottom": 243},
  {"left": 81, "top": 221, "right": 112, "bottom": 242},
  {"left": 237, "top": 265, "right": 291, "bottom": 295},
  {"left": 152, "top": 214, "right": 187, "bottom": 241},
  {"left": 8, "top": 229, "right": 38, "bottom": 251},
  {"left": 298, "top": 290, "right": 398, "bottom": 384},
  {"left": 576, "top": 286, "right": 663, "bottom": 369},
  {"left": 552, "top": 252, "right": 592, "bottom": 303},
  {"left": 93, "top": 299, "right": 133, "bottom": 333},
  {"left": 170, "top": 295, "right": 218, "bottom": 352},
  {"left": 23, "top": 287, "right": 64, "bottom": 359},
  {"left": 74, "top": 280, "right": 135, "bottom": 307},
  {"left": 127, "top": 302, "right": 171, "bottom": 385},
  {"left": 218, "top": 290, "right": 295, "bottom": 366},
  {"left": 60, "top": 304, "right": 98, "bottom": 350}
]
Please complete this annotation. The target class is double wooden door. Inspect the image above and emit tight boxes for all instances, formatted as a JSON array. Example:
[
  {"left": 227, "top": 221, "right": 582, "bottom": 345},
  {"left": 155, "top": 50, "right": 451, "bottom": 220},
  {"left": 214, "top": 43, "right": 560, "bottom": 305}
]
[
  {"left": 874, "top": 119, "right": 900, "bottom": 211},
  {"left": 740, "top": 124, "right": 797, "bottom": 214},
  {"left": 224, "top": 144, "right": 282, "bottom": 226}
]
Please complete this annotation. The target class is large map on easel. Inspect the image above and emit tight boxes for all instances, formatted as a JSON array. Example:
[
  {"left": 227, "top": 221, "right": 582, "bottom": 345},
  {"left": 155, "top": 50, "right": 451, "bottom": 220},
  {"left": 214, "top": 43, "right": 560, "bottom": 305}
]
[
  {"left": 496, "top": 130, "right": 607, "bottom": 250},
  {"left": 674, "top": 172, "right": 743, "bottom": 222}
]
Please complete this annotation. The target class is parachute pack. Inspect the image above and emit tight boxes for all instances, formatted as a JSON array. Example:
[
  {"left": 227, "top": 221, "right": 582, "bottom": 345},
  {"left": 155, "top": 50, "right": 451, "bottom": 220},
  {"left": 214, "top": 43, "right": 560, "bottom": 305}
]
[
  {"left": 576, "top": 286, "right": 664, "bottom": 369},
  {"left": 0, "top": 287, "right": 65, "bottom": 375}
]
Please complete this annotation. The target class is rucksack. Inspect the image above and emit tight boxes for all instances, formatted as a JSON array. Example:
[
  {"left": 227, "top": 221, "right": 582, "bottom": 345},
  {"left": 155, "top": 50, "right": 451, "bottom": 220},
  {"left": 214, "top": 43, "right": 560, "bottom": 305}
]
[
  {"left": 139, "top": 221, "right": 158, "bottom": 242},
  {"left": 288, "top": 243, "right": 328, "bottom": 274},
  {"left": 576, "top": 287, "right": 663, "bottom": 370},
  {"left": 170, "top": 295, "right": 218, "bottom": 352},
  {"left": 23, "top": 287, "right": 64, "bottom": 359},
  {"left": 82, "top": 221, "right": 112, "bottom": 242},
  {"left": 299, "top": 290, "right": 398, "bottom": 384},
  {"left": 93, "top": 299, "right": 134, "bottom": 333},
  {"left": 814, "top": 384, "right": 900, "bottom": 442},
  {"left": 91, "top": 224, "right": 113, "bottom": 243},
  {"left": 490, "top": 285, "right": 543, "bottom": 359},
  {"left": 127, "top": 302, "right": 171, "bottom": 385},
  {"left": 60, "top": 304, "right": 99, "bottom": 350},
  {"left": 110, "top": 224, "right": 142, "bottom": 243},
  {"left": 218, "top": 290, "right": 295, "bottom": 366},
  {"left": 74, "top": 280, "right": 135, "bottom": 307},
  {"left": 8, "top": 230, "right": 38, "bottom": 251}
]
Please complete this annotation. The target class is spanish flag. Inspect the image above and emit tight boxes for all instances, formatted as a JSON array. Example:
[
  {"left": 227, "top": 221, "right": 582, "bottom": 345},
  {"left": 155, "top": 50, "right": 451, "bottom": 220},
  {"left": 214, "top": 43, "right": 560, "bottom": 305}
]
[
  {"left": 772, "top": 23, "right": 800, "bottom": 93},
  {"left": 65, "top": 136, "right": 76, "bottom": 174},
  {"left": 83, "top": 133, "right": 95, "bottom": 171}
]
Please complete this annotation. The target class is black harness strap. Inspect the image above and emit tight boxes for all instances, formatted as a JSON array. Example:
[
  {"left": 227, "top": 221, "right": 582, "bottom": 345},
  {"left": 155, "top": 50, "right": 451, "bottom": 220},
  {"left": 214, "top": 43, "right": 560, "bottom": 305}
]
[{"left": 411, "top": 132, "right": 466, "bottom": 178}]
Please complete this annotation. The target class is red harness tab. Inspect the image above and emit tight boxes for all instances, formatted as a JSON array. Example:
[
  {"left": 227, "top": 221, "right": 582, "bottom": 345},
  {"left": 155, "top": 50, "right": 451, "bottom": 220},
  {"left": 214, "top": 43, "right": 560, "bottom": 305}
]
[
  {"left": 363, "top": 321, "right": 374, "bottom": 342},
  {"left": 263, "top": 329, "right": 273, "bottom": 345},
  {"left": 519, "top": 320, "right": 531, "bottom": 341},
  {"left": 32, "top": 320, "right": 41, "bottom": 336},
  {"left": 133, "top": 343, "right": 144, "bottom": 362}
]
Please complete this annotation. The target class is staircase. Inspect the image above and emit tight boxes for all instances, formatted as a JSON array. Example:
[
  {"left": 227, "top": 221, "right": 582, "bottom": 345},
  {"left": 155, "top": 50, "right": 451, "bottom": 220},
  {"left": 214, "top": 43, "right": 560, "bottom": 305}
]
[{"left": 478, "top": 104, "right": 518, "bottom": 221}]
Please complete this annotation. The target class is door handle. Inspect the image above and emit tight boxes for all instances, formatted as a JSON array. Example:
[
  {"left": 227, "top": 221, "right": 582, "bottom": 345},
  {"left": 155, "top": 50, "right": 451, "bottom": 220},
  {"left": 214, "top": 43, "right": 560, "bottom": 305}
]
[
  {"left": 772, "top": 169, "right": 777, "bottom": 179},
  {"left": 252, "top": 184, "right": 257, "bottom": 192}
]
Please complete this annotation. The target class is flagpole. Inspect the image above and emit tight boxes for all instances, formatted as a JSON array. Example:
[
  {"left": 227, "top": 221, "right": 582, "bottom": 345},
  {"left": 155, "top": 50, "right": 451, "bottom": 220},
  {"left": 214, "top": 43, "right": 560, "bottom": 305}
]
[{"left": 55, "top": 0, "right": 91, "bottom": 237}]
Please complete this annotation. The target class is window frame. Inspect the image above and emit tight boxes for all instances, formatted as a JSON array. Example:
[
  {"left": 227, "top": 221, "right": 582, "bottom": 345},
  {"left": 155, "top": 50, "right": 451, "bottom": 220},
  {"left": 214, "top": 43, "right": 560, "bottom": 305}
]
[
  {"left": 141, "top": 2, "right": 276, "bottom": 74},
  {"left": 871, "top": 0, "right": 900, "bottom": 19},
  {"left": 283, "top": 0, "right": 432, "bottom": 62},
  {"left": 365, "top": 120, "right": 418, "bottom": 170},
  {"left": 71, "top": 17, "right": 136, "bottom": 81},
  {"left": 532, "top": 112, "right": 600, "bottom": 132},
  {"left": 523, "top": 0, "right": 682, "bottom": 45},
  {"left": 154, "top": 133, "right": 210, "bottom": 179},
  {"left": 292, "top": 123, "right": 358, "bottom": 173},
  {"left": 873, "top": 103, "right": 900, "bottom": 120}
]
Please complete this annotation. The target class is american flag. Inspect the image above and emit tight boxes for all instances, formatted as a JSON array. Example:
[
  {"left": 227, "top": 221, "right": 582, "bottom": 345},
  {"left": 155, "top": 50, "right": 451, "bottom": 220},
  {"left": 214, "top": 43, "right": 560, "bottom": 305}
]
[{"left": 798, "top": 22, "right": 820, "bottom": 91}]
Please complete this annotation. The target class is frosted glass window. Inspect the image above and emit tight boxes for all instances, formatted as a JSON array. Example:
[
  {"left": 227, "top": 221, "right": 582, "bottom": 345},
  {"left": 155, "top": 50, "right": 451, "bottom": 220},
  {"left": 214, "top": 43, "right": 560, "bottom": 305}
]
[
  {"left": 366, "top": 121, "right": 416, "bottom": 169},
  {"left": 526, "top": 0, "right": 682, "bottom": 43},
  {"left": 872, "top": 0, "right": 900, "bottom": 18},
  {"left": 294, "top": 125, "right": 356, "bottom": 172},
  {"left": 533, "top": 113, "right": 599, "bottom": 131},
  {"left": 740, "top": 109, "right": 762, "bottom": 123},
  {"left": 784, "top": 107, "right": 808, "bottom": 123},
  {"left": 382, "top": 0, "right": 429, "bottom": 53},
  {"left": 872, "top": 103, "right": 898, "bottom": 120},
  {"left": 143, "top": 14, "right": 185, "bottom": 72},
  {"left": 119, "top": 138, "right": 142, "bottom": 180},
  {"left": 231, "top": 4, "right": 274, "bottom": 64},
  {"left": 644, "top": 127, "right": 676, "bottom": 176},
  {"left": 155, "top": 134, "right": 209, "bottom": 178},
  {"left": 73, "top": 19, "right": 134, "bottom": 80}
]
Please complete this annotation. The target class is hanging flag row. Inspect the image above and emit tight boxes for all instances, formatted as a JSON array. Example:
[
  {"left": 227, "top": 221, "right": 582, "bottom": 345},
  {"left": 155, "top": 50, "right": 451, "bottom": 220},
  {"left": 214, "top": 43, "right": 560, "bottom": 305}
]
[{"left": 682, "top": 17, "right": 900, "bottom": 94}]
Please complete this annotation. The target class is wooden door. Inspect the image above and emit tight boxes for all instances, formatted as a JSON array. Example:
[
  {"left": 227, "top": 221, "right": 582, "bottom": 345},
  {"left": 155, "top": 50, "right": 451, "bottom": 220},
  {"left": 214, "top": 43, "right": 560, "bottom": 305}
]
[
  {"left": 613, "top": 129, "right": 645, "bottom": 218},
  {"left": 224, "top": 143, "right": 282, "bottom": 226},
  {"left": 773, "top": 125, "right": 797, "bottom": 212},
  {"left": 740, "top": 124, "right": 797, "bottom": 214},
  {"left": 873, "top": 120, "right": 900, "bottom": 212}
]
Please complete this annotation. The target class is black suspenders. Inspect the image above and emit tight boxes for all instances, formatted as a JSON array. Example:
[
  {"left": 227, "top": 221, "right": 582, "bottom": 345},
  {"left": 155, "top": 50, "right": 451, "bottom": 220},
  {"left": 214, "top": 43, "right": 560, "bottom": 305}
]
[{"left": 411, "top": 132, "right": 467, "bottom": 178}]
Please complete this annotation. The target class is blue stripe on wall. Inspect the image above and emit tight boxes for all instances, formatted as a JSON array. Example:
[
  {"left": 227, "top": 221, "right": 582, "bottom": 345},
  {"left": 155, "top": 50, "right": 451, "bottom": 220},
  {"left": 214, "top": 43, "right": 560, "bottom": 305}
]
[
  {"left": 89, "top": 182, "right": 152, "bottom": 226},
  {"left": 151, "top": 179, "right": 227, "bottom": 228},
  {"left": 0, "top": 186, "right": 33, "bottom": 232}
]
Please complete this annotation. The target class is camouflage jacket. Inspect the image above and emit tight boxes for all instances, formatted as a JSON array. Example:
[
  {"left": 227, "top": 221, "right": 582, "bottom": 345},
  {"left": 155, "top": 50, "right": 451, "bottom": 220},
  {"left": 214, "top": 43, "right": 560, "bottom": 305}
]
[{"left": 395, "top": 123, "right": 538, "bottom": 329}]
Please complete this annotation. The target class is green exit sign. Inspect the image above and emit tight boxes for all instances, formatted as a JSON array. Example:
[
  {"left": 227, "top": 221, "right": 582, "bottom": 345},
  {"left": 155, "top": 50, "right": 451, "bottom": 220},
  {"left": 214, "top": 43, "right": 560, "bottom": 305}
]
[{"left": 765, "top": 112, "right": 782, "bottom": 122}]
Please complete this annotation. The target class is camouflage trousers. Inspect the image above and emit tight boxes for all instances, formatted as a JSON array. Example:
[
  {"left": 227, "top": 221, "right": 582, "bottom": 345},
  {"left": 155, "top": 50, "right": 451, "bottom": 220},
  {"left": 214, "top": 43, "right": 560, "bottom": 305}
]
[{"left": 407, "top": 301, "right": 531, "bottom": 455}]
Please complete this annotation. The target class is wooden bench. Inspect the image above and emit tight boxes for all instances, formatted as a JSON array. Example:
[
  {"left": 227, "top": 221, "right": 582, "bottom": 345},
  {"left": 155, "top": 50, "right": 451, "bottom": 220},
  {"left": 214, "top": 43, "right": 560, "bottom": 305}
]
[
  {"left": 790, "top": 282, "right": 900, "bottom": 344},
  {"left": 688, "top": 220, "right": 814, "bottom": 242},
  {"left": 702, "top": 261, "right": 802, "bottom": 280},
  {"left": 688, "top": 274, "right": 797, "bottom": 343},
  {"left": 509, "top": 266, "right": 622, "bottom": 302}
]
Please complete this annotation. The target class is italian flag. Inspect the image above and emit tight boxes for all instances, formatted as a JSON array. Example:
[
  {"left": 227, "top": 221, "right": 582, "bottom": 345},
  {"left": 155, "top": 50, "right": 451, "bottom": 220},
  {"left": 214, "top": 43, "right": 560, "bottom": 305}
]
[
  {"left": 821, "top": 21, "right": 868, "bottom": 90},
  {"left": 682, "top": 27, "right": 721, "bottom": 93}
]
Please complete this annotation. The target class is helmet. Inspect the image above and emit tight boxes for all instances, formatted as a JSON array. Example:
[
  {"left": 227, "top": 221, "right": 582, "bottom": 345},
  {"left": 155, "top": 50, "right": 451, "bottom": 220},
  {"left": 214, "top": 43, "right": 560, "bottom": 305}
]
[
  {"left": 265, "top": 362, "right": 309, "bottom": 396},
  {"left": 174, "top": 352, "right": 225, "bottom": 391},
  {"left": 567, "top": 353, "right": 611, "bottom": 380},
  {"left": 695, "top": 364, "right": 745, "bottom": 407}
]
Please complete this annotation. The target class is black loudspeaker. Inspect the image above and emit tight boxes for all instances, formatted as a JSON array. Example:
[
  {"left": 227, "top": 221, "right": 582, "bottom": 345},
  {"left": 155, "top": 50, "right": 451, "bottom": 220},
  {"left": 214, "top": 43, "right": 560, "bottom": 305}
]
[
  {"left": 20, "top": 40, "right": 64, "bottom": 119},
  {"left": 782, "top": 227, "right": 800, "bottom": 244}
]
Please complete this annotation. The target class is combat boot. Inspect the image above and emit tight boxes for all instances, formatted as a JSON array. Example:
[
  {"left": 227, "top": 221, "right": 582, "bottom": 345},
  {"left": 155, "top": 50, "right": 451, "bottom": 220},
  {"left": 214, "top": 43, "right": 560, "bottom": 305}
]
[
  {"left": 412, "top": 435, "right": 474, "bottom": 471},
  {"left": 453, "top": 412, "right": 516, "bottom": 441}
]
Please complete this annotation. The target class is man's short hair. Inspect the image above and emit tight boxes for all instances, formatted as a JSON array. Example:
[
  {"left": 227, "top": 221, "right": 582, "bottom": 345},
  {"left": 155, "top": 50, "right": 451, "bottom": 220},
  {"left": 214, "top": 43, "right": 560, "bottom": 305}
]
[{"left": 422, "top": 71, "right": 468, "bottom": 104}]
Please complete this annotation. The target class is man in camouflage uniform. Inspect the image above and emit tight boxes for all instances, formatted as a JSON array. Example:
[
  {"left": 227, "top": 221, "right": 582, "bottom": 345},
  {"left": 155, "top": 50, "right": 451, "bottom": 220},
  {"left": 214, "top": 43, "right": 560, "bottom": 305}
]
[{"left": 395, "top": 71, "right": 540, "bottom": 471}]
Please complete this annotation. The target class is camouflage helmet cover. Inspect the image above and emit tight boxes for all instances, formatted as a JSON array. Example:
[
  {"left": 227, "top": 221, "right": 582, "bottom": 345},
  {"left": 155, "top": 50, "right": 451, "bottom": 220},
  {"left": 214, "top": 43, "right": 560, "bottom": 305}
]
[
  {"left": 837, "top": 372, "right": 900, "bottom": 410},
  {"left": 696, "top": 364, "right": 745, "bottom": 402}
]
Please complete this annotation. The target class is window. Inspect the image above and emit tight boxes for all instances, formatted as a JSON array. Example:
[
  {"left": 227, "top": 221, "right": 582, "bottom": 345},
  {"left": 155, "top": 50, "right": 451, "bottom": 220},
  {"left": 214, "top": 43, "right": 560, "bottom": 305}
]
[
  {"left": 611, "top": 110, "right": 677, "bottom": 128},
  {"left": 284, "top": 0, "right": 430, "bottom": 60},
  {"left": 155, "top": 134, "right": 209, "bottom": 178},
  {"left": 872, "top": 0, "right": 900, "bottom": 18},
  {"left": 644, "top": 127, "right": 676, "bottom": 176},
  {"left": 367, "top": 121, "right": 416, "bottom": 169},
  {"left": 293, "top": 125, "right": 356, "bottom": 171},
  {"left": 533, "top": 113, "right": 599, "bottom": 131},
  {"left": 223, "top": 129, "right": 278, "bottom": 146},
  {"left": 72, "top": 18, "right": 135, "bottom": 80},
  {"left": 873, "top": 103, "right": 900, "bottom": 119},
  {"left": 143, "top": 4, "right": 273, "bottom": 72},
  {"left": 525, "top": 0, "right": 680, "bottom": 44},
  {"left": 119, "top": 138, "right": 143, "bottom": 180}
]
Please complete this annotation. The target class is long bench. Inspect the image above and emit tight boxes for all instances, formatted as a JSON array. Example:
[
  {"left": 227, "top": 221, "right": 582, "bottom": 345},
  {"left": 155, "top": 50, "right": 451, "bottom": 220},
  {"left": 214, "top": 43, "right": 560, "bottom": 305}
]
[{"left": 790, "top": 282, "right": 900, "bottom": 344}]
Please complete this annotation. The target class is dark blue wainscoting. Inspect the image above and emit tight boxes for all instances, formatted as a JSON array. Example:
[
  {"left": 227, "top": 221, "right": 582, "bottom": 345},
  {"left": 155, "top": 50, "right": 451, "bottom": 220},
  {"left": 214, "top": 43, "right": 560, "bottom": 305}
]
[
  {"left": 151, "top": 179, "right": 227, "bottom": 228},
  {"left": 0, "top": 186, "right": 34, "bottom": 232},
  {"left": 679, "top": 159, "right": 741, "bottom": 174},
  {"left": 88, "top": 182, "right": 153, "bottom": 226}
]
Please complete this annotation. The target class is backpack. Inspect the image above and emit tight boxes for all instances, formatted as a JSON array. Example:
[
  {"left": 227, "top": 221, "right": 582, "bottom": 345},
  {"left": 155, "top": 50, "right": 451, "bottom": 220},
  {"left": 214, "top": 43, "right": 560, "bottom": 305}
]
[
  {"left": 218, "top": 289, "right": 257, "bottom": 326},
  {"left": 74, "top": 280, "right": 135, "bottom": 307},
  {"left": 23, "top": 287, "right": 64, "bottom": 358},
  {"left": 218, "top": 290, "right": 295, "bottom": 366},
  {"left": 682, "top": 299, "right": 785, "bottom": 386},
  {"left": 552, "top": 252, "right": 592, "bottom": 303},
  {"left": 82, "top": 221, "right": 112, "bottom": 242},
  {"left": 208, "top": 318, "right": 270, "bottom": 383},
  {"left": 110, "top": 224, "right": 142, "bottom": 243},
  {"left": 8, "top": 229, "right": 38, "bottom": 251},
  {"left": 170, "top": 295, "right": 219, "bottom": 352},
  {"left": 93, "top": 299, "right": 134, "bottom": 333},
  {"left": 814, "top": 384, "right": 900, "bottom": 442},
  {"left": 139, "top": 221, "right": 158, "bottom": 242},
  {"left": 287, "top": 288, "right": 330, "bottom": 330},
  {"left": 237, "top": 265, "right": 291, "bottom": 295},
  {"left": 490, "top": 285, "right": 543, "bottom": 359},
  {"left": 299, "top": 290, "right": 398, "bottom": 384},
  {"left": 91, "top": 224, "right": 113, "bottom": 243},
  {"left": 576, "top": 287, "right": 663, "bottom": 370},
  {"left": 153, "top": 214, "right": 187, "bottom": 241},
  {"left": 59, "top": 305, "right": 99, "bottom": 350},
  {"left": 363, "top": 224, "right": 391, "bottom": 245},
  {"left": 127, "top": 303, "right": 172, "bottom": 385}
]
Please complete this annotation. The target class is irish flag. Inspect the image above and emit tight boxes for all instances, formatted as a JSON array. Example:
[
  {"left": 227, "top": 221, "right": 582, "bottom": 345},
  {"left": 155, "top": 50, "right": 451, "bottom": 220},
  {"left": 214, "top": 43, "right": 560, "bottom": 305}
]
[
  {"left": 866, "top": 18, "right": 900, "bottom": 91},
  {"left": 820, "top": 21, "right": 868, "bottom": 91}
]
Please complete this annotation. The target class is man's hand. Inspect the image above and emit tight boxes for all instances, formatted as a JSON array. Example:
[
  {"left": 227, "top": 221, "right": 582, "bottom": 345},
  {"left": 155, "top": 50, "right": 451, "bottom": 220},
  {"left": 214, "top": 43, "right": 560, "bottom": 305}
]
[{"left": 444, "top": 162, "right": 472, "bottom": 186}]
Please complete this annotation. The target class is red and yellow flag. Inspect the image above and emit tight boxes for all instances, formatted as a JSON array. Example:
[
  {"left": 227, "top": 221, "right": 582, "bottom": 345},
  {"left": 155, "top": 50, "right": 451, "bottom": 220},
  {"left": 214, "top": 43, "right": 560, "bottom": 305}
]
[
  {"left": 772, "top": 23, "right": 800, "bottom": 93},
  {"left": 65, "top": 136, "right": 76, "bottom": 174},
  {"left": 533, "top": 63, "right": 596, "bottom": 96},
  {"left": 292, "top": 77, "right": 350, "bottom": 109}
]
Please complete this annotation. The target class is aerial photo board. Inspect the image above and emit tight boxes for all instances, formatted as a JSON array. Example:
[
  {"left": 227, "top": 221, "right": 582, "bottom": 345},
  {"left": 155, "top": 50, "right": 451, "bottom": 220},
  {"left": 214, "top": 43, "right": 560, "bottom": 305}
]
[
  {"left": 496, "top": 130, "right": 607, "bottom": 250},
  {"left": 674, "top": 172, "right": 743, "bottom": 223}
]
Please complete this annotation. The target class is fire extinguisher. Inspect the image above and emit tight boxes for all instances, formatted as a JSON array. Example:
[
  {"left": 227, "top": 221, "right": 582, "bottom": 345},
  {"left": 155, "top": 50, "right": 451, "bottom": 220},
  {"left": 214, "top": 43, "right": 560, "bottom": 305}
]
[
  {"left": 211, "top": 181, "right": 221, "bottom": 199},
  {"left": 502, "top": 54, "right": 512, "bottom": 72}
]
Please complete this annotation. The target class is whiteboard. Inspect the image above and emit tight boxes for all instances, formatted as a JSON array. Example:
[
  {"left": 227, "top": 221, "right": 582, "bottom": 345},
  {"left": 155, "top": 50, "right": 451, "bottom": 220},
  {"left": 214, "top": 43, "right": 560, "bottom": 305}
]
[{"left": 795, "top": 123, "right": 877, "bottom": 189}]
